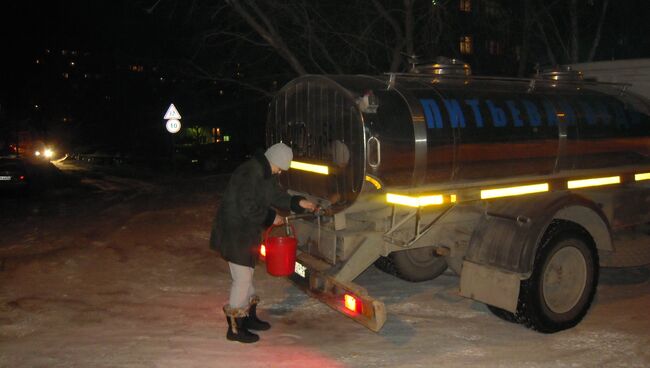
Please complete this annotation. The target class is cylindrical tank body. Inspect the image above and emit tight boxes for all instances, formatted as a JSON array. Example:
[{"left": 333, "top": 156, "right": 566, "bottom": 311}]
[{"left": 267, "top": 74, "right": 650, "bottom": 213}]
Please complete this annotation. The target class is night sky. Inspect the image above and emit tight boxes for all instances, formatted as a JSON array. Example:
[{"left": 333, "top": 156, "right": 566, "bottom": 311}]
[
  {"left": 4, "top": 1, "right": 208, "bottom": 156},
  {"left": 3, "top": 0, "right": 650, "bottom": 158},
  {"left": 8, "top": 1, "right": 172, "bottom": 56}
]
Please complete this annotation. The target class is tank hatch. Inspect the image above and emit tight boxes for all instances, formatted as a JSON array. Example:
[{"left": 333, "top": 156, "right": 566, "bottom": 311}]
[
  {"left": 408, "top": 56, "right": 471, "bottom": 76},
  {"left": 540, "top": 66, "right": 584, "bottom": 81}
]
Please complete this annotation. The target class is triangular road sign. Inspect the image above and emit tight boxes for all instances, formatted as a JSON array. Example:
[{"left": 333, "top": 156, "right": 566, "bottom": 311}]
[{"left": 164, "top": 103, "right": 182, "bottom": 120}]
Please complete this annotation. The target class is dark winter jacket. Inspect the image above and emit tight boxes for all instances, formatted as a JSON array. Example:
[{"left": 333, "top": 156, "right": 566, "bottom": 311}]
[{"left": 209, "top": 152, "right": 304, "bottom": 267}]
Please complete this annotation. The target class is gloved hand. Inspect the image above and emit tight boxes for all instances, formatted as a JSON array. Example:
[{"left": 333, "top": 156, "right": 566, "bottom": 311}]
[
  {"left": 273, "top": 214, "right": 285, "bottom": 225},
  {"left": 299, "top": 199, "right": 318, "bottom": 212}
]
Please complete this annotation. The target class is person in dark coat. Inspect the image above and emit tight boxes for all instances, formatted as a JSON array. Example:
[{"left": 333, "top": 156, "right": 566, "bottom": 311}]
[{"left": 210, "top": 142, "right": 316, "bottom": 343}]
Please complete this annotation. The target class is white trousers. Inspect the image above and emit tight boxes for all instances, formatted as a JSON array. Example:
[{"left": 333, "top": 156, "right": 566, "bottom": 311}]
[{"left": 228, "top": 262, "right": 256, "bottom": 309}]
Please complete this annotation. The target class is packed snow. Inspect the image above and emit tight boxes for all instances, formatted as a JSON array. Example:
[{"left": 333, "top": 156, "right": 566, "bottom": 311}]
[{"left": 1, "top": 160, "right": 649, "bottom": 367}]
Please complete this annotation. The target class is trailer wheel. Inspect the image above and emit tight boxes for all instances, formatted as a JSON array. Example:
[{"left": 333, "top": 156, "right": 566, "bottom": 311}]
[
  {"left": 516, "top": 222, "right": 599, "bottom": 333},
  {"left": 388, "top": 247, "right": 448, "bottom": 282},
  {"left": 486, "top": 305, "right": 518, "bottom": 323},
  {"left": 374, "top": 256, "right": 398, "bottom": 276}
]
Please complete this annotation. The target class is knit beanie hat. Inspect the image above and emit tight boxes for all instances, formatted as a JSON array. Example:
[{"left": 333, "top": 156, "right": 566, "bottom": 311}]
[{"left": 264, "top": 143, "right": 293, "bottom": 170}]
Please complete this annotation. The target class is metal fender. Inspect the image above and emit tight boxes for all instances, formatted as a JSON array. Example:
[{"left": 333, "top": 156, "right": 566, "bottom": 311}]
[{"left": 464, "top": 191, "right": 611, "bottom": 278}]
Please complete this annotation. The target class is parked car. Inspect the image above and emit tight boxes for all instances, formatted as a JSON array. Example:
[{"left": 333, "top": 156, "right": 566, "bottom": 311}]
[{"left": 0, "top": 158, "right": 29, "bottom": 193}]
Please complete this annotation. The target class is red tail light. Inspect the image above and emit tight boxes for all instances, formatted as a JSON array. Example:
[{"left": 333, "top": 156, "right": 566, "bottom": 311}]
[
  {"left": 260, "top": 244, "right": 266, "bottom": 257},
  {"left": 19, "top": 175, "right": 25, "bottom": 181},
  {"left": 344, "top": 294, "right": 360, "bottom": 313}
]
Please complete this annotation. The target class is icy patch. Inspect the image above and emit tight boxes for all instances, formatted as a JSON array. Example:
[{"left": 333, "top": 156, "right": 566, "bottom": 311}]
[
  {"left": 551, "top": 330, "right": 638, "bottom": 356},
  {"left": 390, "top": 301, "right": 481, "bottom": 319},
  {"left": 0, "top": 322, "right": 39, "bottom": 338},
  {"left": 274, "top": 333, "right": 303, "bottom": 345},
  {"left": 157, "top": 285, "right": 210, "bottom": 294}
]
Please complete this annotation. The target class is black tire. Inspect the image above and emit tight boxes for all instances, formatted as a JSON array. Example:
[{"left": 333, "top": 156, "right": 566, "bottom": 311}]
[
  {"left": 381, "top": 247, "right": 448, "bottom": 282},
  {"left": 487, "top": 305, "right": 518, "bottom": 323},
  {"left": 374, "top": 255, "right": 399, "bottom": 276},
  {"left": 515, "top": 221, "right": 599, "bottom": 333}
]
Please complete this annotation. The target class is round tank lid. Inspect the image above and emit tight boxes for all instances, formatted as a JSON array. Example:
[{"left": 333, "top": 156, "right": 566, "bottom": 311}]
[
  {"left": 409, "top": 56, "right": 471, "bottom": 76},
  {"left": 540, "top": 66, "right": 584, "bottom": 81}
]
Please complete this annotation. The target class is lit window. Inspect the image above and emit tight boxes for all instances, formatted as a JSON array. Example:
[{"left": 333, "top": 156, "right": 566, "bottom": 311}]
[
  {"left": 212, "top": 127, "right": 222, "bottom": 143},
  {"left": 460, "top": 36, "right": 473, "bottom": 55},
  {"left": 486, "top": 40, "right": 503, "bottom": 55},
  {"left": 460, "top": 0, "right": 471, "bottom": 12}
]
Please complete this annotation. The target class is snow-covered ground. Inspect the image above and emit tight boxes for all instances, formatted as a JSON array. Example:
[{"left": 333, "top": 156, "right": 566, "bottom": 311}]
[{"left": 1, "top": 160, "right": 649, "bottom": 367}]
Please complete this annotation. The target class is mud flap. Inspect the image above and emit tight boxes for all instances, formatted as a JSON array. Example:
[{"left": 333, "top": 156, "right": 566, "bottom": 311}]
[
  {"left": 459, "top": 260, "right": 520, "bottom": 313},
  {"left": 289, "top": 252, "right": 387, "bottom": 332}
]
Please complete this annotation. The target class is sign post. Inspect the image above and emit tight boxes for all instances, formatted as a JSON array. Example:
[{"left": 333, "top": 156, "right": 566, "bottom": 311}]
[
  {"left": 164, "top": 103, "right": 182, "bottom": 132},
  {"left": 166, "top": 119, "right": 181, "bottom": 133},
  {"left": 163, "top": 103, "right": 182, "bottom": 173}
]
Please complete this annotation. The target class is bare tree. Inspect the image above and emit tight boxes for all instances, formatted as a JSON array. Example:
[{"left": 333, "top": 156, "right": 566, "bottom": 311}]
[
  {"left": 532, "top": 0, "right": 611, "bottom": 65},
  {"left": 137, "top": 0, "right": 474, "bottom": 94},
  {"left": 569, "top": 0, "right": 580, "bottom": 63},
  {"left": 227, "top": 0, "right": 307, "bottom": 75},
  {"left": 403, "top": 0, "right": 415, "bottom": 60},
  {"left": 370, "top": 0, "right": 405, "bottom": 72},
  {"left": 517, "top": 0, "right": 534, "bottom": 76},
  {"left": 587, "top": 0, "right": 610, "bottom": 62}
]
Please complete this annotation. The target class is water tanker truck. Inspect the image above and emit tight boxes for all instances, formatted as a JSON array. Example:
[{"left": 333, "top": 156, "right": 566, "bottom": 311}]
[{"left": 265, "top": 58, "right": 650, "bottom": 333}]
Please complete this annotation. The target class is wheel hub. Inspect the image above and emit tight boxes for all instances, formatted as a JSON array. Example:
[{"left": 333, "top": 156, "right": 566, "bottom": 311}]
[{"left": 542, "top": 245, "right": 588, "bottom": 314}]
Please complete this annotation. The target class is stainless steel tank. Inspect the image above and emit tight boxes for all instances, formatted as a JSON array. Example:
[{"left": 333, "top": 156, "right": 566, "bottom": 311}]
[{"left": 266, "top": 65, "right": 650, "bottom": 213}]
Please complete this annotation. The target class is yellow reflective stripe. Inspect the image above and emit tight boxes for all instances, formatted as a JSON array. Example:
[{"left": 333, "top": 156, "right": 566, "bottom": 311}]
[
  {"left": 386, "top": 193, "right": 446, "bottom": 207},
  {"left": 417, "top": 195, "right": 445, "bottom": 206},
  {"left": 384, "top": 170, "right": 648, "bottom": 207},
  {"left": 567, "top": 176, "right": 620, "bottom": 189},
  {"left": 289, "top": 161, "right": 329, "bottom": 175},
  {"left": 386, "top": 193, "right": 419, "bottom": 207},
  {"left": 635, "top": 173, "right": 650, "bottom": 181},
  {"left": 365, "top": 175, "right": 382, "bottom": 189},
  {"left": 480, "top": 183, "right": 549, "bottom": 199}
]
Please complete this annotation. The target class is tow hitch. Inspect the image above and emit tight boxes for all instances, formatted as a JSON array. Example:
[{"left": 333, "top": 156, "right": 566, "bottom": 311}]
[
  {"left": 289, "top": 252, "right": 387, "bottom": 332},
  {"left": 260, "top": 209, "right": 387, "bottom": 332}
]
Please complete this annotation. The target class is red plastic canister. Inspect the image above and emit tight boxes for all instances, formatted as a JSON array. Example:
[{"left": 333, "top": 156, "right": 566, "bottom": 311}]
[{"left": 263, "top": 224, "right": 297, "bottom": 276}]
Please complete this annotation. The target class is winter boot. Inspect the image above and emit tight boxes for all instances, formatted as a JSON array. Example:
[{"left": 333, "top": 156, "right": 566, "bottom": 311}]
[
  {"left": 224, "top": 305, "right": 259, "bottom": 343},
  {"left": 244, "top": 295, "right": 271, "bottom": 331}
]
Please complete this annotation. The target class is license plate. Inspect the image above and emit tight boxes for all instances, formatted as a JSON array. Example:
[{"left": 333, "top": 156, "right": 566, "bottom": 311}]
[
  {"left": 0, "top": 176, "right": 11, "bottom": 181},
  {"left": 294, "top": 262, "right": 307, "bottom": 278}
]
